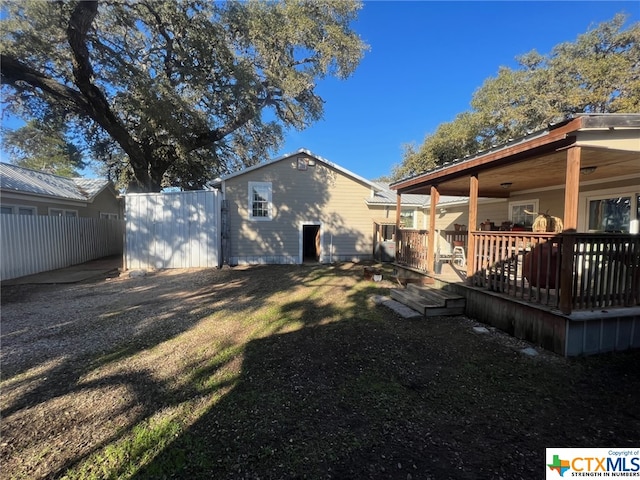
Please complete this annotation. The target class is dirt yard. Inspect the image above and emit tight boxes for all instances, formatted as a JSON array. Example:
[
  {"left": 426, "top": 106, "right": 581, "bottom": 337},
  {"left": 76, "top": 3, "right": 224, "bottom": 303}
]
[{"left": 1, "top": 263, "right": 639, "bottom": 479}]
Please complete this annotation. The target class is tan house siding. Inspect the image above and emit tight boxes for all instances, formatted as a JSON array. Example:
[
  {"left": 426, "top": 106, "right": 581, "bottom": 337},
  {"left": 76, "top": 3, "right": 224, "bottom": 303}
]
[
  {"left": 580, "top": 177, "right": 639, "bottom": 193},
  {"left": 224, "top": 154, "right": 375, "bottom": 265},
  {"left": 369, "top": 204, "right": 428, "bottom": 229},
  {"left": 368, "top": 204, "right": 394, "bottom": 223},
  {"left": 426, "top": 201, "right": 507, "bottom": 231},
  {"left": 432, "top": 207, "right": 467, "bottom": 231},
  {"left": 84, "top": 188, "right": 123, "bottom": 218},
  {"left": 0, "top": 196, "right": 73, "bottom": 215},
  {"left": 0, "top": 188, "right": 121, "bottom": 218},
  {"left": 421, "top": 175, "right": 639, "bottom": 235},
  {"left": 413, "top": 209, "right": 428, "bottom": 229}
]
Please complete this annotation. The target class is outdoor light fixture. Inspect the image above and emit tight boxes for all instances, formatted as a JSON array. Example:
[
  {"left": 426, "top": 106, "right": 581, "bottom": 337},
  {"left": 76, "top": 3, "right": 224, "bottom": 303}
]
[
  {"left": 500, "top": 182, "right": 512, "bottom": 189},
  {"left": 580, "top": 166, "right": 597, "bottom": 175},
  {"left": 440, "top": 208, "right": 447, "bottom": 214}
]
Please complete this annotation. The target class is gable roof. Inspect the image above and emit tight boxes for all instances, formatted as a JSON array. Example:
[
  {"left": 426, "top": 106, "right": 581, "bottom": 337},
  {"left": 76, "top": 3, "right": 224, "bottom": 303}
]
[
  {"left": 0, "top": 162, "right": 114, "bottom": 202},
  {"left": 214, "top": 148, "right": 383, "bottom": 192}
]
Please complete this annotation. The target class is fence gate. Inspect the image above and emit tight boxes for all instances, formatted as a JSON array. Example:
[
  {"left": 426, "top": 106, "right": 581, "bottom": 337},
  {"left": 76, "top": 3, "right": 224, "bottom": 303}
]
[{"left": 125, "top": 190, "right": 221, "bottom": 270}]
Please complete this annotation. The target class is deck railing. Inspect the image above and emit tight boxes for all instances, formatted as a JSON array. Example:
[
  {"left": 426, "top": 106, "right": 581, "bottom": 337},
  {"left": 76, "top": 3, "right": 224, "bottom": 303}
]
[
  {"left": 473, "top": 232, "right": 640, "bottom": 313},
  {"left": 396, "top": 228, "right": 640, "bottom": 314},
  {"left": 471, "top": 232, "right": 561, "bottom": 307},
  {"left": 564, "top": 233, "right": 640, "bottom": 312},
  {"left": 396, "top": 229, "right": 429, "bottom": 272}
]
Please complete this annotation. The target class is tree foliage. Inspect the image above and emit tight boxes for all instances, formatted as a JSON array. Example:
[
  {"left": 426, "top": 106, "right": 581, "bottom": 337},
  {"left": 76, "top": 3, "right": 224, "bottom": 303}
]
[
  {"left": 392, "top": 14, "right": 639, "bottom": 181},
  {"left": 394, "top": 112, "right": 483, "bottom": 180},
  {"left": 1, "top": 120, "right": 87, "bottom": 177},
  {"left": 1, "top": 0, "right": 367, "bottom": 191}
]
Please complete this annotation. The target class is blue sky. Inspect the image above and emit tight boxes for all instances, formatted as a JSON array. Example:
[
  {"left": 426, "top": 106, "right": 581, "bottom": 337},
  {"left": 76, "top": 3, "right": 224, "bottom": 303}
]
[{"left": 277, "top": 0, "right": 639, "bottom": 180}]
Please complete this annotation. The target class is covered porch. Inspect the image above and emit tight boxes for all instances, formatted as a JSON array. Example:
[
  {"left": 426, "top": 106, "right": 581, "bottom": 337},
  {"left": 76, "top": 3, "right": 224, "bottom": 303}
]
[{"left": 390, "top": 114, "right": 640, "bottom": 356}]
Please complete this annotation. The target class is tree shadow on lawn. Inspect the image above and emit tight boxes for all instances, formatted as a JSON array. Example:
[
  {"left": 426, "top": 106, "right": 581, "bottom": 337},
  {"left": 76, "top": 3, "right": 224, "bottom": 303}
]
[
  {"left": 133, "top": 305, "right": 640, "bottom": 478},
  {"left": 1, "top": 264, "right": 333, "bottom": 478},
  {"left": 2, "top": 265, "right": 306, "bottom": 405}
]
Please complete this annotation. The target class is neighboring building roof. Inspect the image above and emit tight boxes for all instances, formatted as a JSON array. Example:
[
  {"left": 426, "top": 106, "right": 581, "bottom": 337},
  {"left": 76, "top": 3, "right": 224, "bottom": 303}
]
[
  {"left": 367, "top": 182, "right": 427, "bottom": 206},
  {"left": 368, "top": 182, "right": 468, "bottom": 207},
  {"left": 214, "top": 148, "right": 383, "bottom": 192},
  {"left": 0, "top": 162, "right": 113, "bottom": 201}
]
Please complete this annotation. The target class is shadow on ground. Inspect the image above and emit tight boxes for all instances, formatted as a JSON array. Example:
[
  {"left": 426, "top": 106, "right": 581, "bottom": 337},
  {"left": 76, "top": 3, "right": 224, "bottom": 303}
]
[
  {"left": 2, "top": 263, "right": 639, "bottom": 480},
  {"left": 133, "top": 289, "right": 640, "bottom": 478}
]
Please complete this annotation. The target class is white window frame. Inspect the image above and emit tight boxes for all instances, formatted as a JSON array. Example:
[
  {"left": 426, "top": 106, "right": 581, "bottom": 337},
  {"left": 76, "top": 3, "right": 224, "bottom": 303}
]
[
  {"left": 580, "top": 188, "right": 639, "bottom": 234},
  {"left": 100, "top": 212, "right": 119, "bottom": 220},
  {"left": 248, "top": 181, "right": 273, "bottom": 221},
  {"left": 400, "top": 208, "right": 416, "bottom": 229},
  {"left": 509, "top": 199, "right": 539, "bottom": 229},
  {"left": 1, "top": 204, "right": 36, "bottom": 215},
  {"left": 49, "top": 208, "right": 78, "bottom": 218}
]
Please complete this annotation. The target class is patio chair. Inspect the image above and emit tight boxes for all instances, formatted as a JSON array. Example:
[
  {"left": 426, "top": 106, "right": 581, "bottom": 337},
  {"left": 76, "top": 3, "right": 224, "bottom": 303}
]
[{"left": 452, "top": 241, "right": 466, "bottom": 267}]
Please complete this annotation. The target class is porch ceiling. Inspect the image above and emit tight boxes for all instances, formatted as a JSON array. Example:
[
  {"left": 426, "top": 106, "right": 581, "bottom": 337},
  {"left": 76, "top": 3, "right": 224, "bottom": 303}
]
[{"left": 408, "top": 147, "right": 640, "bottom": 198}]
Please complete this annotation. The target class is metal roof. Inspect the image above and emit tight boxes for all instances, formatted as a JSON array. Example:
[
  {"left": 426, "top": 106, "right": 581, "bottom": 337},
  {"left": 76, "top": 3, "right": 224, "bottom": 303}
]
[
  {"left": 367, "top": 182, "right": 467, "bottom": 207},
  {"left": 367, "top": 182, "right": 428, "bottom": 205},
  {"left": 0, "top": 162, "right": 110, "bottom": 201}
]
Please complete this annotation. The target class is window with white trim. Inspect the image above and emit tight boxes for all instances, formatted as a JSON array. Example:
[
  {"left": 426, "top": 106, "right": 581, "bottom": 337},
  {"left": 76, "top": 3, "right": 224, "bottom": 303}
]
[
  {"left": 100, "top": 212, "right": 119, "bottom": 220},
  {"left": 49, "top": 208, "right": 78, "bottom": 218},
  {"left": 400, "top": 208, "right": 416, "bottom": 228},
  {"left": 587, "top": 194, "right": 635, "bottom": 233},
  {"left": 248, "top": 182, "right": 272, "bottom": 221},
  {"left": 1, "top": 205, "right": 36, "bottom": 215},
  {"left": 509, "top": 199, "right": 538, "bottom": 229}
]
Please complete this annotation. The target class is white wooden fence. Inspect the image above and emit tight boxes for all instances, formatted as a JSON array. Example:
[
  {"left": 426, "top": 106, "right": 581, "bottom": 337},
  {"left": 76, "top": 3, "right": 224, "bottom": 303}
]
[
  {"left": 125, "top": 190, "right": 221, "bottom": 270},
  {"left": 1, "top": 215, "right": 124, "bottom": 281}
]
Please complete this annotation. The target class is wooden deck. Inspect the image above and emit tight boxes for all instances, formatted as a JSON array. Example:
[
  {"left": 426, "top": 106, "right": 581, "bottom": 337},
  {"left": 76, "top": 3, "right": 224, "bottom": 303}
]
[{"left": 392, "top": 260, "right": 640, "bottom": 356}]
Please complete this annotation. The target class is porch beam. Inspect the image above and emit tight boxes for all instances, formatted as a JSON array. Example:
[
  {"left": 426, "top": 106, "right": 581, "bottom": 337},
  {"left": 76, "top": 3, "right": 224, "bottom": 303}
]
[
  {"left": 466, "top": 174, "right": 478, "bottom": 279},
  {"left": 428, "top": 186, "right": 440, "bottom": 273}
]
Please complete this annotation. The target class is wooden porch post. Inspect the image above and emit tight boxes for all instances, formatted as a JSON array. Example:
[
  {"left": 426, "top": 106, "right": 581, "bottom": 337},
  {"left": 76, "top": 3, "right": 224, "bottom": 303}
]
[
  {"left": 466, "top": 174, "right": 478, "bottom": 279},
  {"left": 559, "top": 145, "right": 581, "bottom": 314},
  {"left": 395, "top": 192, "right": 401, "bottom": 260},
  {"left": 428, "top": 186, "right": 440, "bottom": 273},
  {"left": 563, "top": 145, "right": 581, "bottom": 231}
]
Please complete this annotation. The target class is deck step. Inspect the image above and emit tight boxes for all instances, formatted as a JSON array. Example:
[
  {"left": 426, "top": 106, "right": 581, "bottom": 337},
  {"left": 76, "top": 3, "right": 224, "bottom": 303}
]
[
  {"left": 406, "top": 284, "right": 466, "bottom": 309},
  {"left": 390, "top": 285, "right": 465, "bottom": 317}
]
